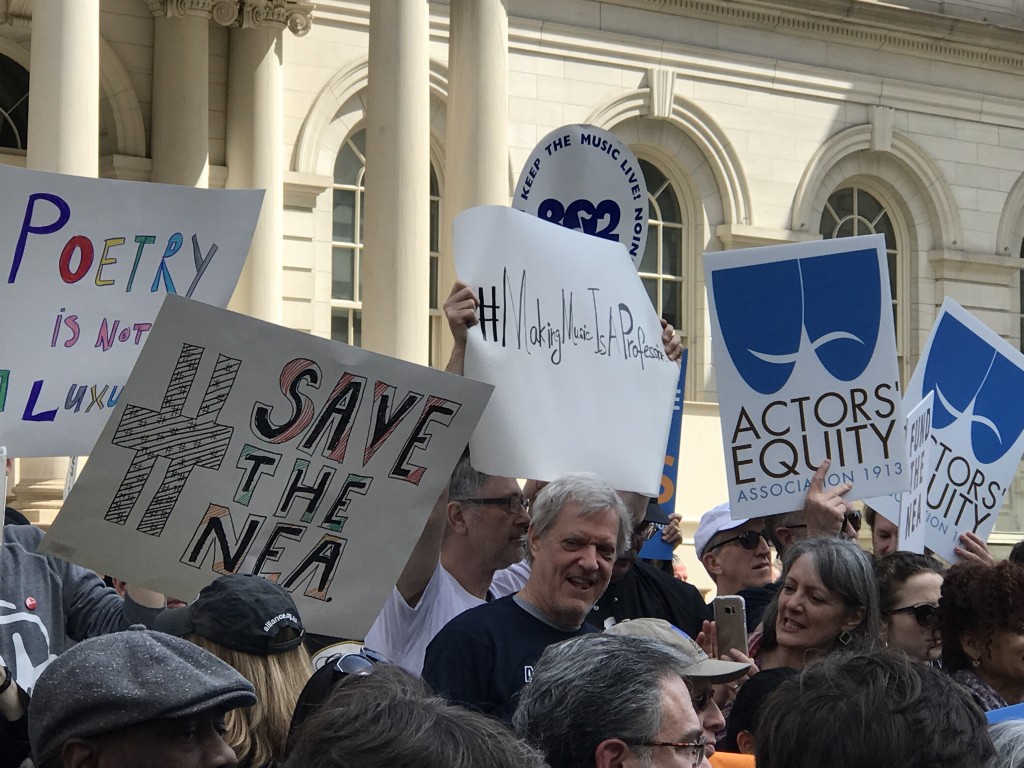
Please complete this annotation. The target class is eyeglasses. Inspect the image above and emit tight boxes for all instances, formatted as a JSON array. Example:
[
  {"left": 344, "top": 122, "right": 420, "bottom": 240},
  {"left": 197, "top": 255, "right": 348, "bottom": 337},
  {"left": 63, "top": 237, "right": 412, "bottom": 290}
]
[
  {"left": 628, "top": 736, "right": 707, "bottom": 767},
  {"left": 710, "top": 529, "right": 768, "bottom": 552},
  {"left": 633, "top": 521, "right": 660, "bottom": 543},
  {"left": 457, "top": 496, "right": 529, "bottom": 515},
  {"left": 886, "top": 602, "right": 940, "bottom": 629}
]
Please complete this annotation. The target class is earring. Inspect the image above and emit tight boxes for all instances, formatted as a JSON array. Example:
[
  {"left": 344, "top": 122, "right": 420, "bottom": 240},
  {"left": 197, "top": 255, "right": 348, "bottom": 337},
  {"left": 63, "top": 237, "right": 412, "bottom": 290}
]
[
  {"left": 971, "top": 656, "right": 981, "bottom": 668},
  {"left": 838, "top": 631, "right": 852, "bottom": 646}
]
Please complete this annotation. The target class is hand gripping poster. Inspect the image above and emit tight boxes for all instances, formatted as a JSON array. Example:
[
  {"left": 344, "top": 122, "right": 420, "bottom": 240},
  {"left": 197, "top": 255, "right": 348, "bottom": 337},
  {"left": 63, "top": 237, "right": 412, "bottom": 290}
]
[
  {"left": 40, "top": 296, "right": 493, "bottom": 639},
  {"left": 0, "top": 165, "right": 261, "bottom": 457},
  {"left": 704, "top": 234, "right": 908, "bottom": 518}
]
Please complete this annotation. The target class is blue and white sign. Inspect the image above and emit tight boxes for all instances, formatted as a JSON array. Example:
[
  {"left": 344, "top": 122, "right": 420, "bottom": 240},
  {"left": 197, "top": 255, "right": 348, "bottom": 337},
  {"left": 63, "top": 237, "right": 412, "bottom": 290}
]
[
  {"left": 514, "top": 124, "right": 648, "bottom": 268},
  {"left": 705, "top": 234, "right": 907, "bottom": 518},
  {"left": 902, "top": 299, "right": 1024, "bottom": 562},
  {"left": 640, "top": 351, "right": 687, "bottom": 560}
]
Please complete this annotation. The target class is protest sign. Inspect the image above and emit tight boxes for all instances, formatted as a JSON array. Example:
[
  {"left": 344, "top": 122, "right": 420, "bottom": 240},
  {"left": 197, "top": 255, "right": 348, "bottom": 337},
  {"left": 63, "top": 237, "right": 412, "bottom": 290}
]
[
  {"left": 0, "top": 165, "right": 261, "bottom": 457},
  {"left": 899, "top": 298, "right": 1024, "bottom": 563},
  {"left": 641, "top": 351, "right": 687, "bottom": 560},
  {"left": 513, "top": 124, "right": 648, "bottom": 268},
  {"left": 454, "top": 205, "right": 678, "bottom": 495},
  {"left": 897, "top": 393, "right": 934, "bottom": 554},
  {"left": 704, "top": 234, "right": 907, "bottom": 518},
  {"left": 39, "top": 295, "right": 493, "bottom": 639}
]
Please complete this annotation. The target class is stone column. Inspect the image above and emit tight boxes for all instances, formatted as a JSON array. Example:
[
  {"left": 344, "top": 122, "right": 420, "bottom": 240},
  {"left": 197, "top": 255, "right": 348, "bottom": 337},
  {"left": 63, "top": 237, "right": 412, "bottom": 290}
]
[
  {"left": 19, "top": 0, "right": 101, "bottom": 521},
  {"left": 360, "top": 1, "right": 430, "bottom": 364},
  {"left": 439, "top": 0, "right": 510, "bottom": 364},
  {"left": 149, "top": 1, "right": 211, "bottom": 187},
  {"left": 218, "top": 0, "right": 313, "bottom": 323},
  {"left": 26, "top": 0, "right": 99, "bottom": 176}
]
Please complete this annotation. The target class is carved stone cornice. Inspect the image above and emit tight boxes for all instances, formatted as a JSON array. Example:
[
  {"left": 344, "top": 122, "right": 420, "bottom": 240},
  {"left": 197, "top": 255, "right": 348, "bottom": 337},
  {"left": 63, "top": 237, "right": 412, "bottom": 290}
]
[
  {"left": 147, "top": 0, "right": 213, "bottom": 20},
  {"left": 210, "top": 0, "right": 313, "bottom": 36}
]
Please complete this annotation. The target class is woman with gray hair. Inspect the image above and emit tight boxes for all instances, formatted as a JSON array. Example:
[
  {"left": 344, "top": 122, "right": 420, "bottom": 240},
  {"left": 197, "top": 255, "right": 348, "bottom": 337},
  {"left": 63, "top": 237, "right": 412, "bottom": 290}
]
[{"left": 754, "top": 535, "right": 881, "bottom": 670}]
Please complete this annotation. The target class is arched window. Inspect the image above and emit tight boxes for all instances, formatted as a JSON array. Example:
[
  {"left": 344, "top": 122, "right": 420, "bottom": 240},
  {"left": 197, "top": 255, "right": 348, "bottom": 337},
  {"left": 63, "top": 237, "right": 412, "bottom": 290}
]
[
  {"left": 638, "top": 159, "right": 685, "bottom": 342},
  {"left": 819, "top": 186, "right": 903, "bottom": 371},
  {"left": 331, "top": 128, "right": 442, "bottom": 362},
  {"left": 0, "top": 54, "right": 29, "bottom": 151}
]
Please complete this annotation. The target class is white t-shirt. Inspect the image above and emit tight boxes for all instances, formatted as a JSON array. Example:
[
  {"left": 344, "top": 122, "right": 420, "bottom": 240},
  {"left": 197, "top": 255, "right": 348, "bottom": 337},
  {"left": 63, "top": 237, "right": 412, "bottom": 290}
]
[{"left": 364, "top": 560, "right": 530, "bottom": 676}]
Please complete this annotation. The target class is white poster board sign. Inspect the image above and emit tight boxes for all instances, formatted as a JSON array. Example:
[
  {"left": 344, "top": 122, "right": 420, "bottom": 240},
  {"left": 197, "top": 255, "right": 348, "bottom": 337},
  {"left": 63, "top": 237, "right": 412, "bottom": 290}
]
[
  {"left": 0, "top": 165, "right": 261, "bottom": 457},
  {"left": 40, "top": 296, "right": 493, "bottom": 639},
  {"left": 897, "top": 393, "right": 934, "bottom": 554},
  {"left": 899, "top": 298, "right": 1024, "bottom": 562},
  {"left": 513, "top": 124, "right": 648, "bottom": 268},
  {"left": 704, "top": 234, "right": 907, "bottom": 518},
  {"left": 454, "top": 206, "right": 677, "bottom": 495}
]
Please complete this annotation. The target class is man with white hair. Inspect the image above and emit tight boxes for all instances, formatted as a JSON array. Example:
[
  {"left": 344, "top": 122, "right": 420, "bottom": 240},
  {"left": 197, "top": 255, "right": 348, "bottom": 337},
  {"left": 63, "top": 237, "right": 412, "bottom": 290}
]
[{"left": 422, "top": 472, "right": 630, "bottom": 720}]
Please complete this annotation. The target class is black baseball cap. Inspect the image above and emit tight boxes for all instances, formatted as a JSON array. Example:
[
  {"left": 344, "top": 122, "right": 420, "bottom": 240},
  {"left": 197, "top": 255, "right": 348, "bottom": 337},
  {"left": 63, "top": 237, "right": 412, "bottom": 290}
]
[{"left": 155, "top": 573, "right": 305, "bottom": 655}]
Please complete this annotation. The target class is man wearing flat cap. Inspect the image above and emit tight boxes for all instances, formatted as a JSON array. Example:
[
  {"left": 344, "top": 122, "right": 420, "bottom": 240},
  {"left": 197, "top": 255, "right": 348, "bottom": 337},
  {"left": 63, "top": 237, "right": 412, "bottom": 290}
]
[{"left": 28, "top": 627, "right": 256, "bottom": 768}]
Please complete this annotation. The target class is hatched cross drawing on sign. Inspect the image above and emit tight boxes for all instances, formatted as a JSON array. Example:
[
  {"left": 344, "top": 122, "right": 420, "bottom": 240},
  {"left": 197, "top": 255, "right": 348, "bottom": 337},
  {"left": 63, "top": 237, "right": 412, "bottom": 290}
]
[
  {"left": 713, "top": 247, "right": 882, "bottom": 396},
  {"left": 105, "top": 343, "right": 239, "bottom": 536}
]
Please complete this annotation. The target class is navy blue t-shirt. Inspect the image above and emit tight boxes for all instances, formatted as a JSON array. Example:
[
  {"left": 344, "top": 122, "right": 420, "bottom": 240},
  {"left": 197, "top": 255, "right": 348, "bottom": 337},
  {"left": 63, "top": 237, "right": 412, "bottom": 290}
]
[{"left": 421, "top": 594, "right": 596, "bottom": 720}]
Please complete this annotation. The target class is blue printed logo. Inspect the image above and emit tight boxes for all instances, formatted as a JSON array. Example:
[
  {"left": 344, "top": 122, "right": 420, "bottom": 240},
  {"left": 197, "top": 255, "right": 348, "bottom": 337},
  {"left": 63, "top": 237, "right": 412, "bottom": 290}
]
[
  {"left": 713, "top": 248, "right": 882, "bottom": 395},
  {"left": 922, "top": 313, "right": 1024, "bottom": 464}
]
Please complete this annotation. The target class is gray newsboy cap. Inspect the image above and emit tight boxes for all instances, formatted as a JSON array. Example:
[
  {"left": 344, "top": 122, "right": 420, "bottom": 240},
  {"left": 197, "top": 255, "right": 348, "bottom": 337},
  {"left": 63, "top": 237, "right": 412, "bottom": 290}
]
[{"left": 29, "top": 626, "right": 256, "bottom": 765}]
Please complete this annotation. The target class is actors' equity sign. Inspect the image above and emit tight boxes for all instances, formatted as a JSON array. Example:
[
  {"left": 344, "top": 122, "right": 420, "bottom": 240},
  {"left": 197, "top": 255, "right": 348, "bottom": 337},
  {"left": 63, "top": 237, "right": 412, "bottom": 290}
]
[
  {"left": 454, "top": 206, "right": 677, "bottom": 495},
  {"left": 705, "top": 234, "right": 907, "bottom": 518},
  {"left": 899, "top": 299, "right": 1024, "bottom": 562},
  {"left": 40, "top": 296, "right": 493, "bottom": 639},
  {"left": 514, "top": 124, "right": 648, "bottom": 268},
  {"left": 0, "top": 165, "right": 261, "bottom": 457}
]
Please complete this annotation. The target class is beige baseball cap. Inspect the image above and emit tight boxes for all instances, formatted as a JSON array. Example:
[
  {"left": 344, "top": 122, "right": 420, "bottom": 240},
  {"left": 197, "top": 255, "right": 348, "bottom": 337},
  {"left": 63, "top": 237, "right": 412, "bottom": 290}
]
[{"left": 605, "top": 618, "right": 749, "bottom": 684}]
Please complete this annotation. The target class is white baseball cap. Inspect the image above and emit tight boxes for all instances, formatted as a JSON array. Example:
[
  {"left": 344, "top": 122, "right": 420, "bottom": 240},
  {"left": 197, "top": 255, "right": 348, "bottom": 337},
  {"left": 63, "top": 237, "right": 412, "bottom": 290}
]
[{"left": 694, "top": 502, "right": 754, "bottom": 559}]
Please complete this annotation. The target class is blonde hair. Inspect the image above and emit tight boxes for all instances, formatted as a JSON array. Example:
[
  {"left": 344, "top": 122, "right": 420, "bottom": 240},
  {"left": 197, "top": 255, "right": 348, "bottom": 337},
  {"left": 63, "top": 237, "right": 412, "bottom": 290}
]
[{"left": 186, "top": 631, "right": 312, "bottom": 767}]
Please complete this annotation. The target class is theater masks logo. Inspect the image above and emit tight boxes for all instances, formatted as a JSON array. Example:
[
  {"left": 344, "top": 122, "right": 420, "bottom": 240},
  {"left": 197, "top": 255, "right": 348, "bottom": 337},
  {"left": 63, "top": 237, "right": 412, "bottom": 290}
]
[
  {"left": 712, "top": 247, "right": 881, "bottom": 395},
  {"left": 704, "top": 234, "right": 905, "bottom": 518},
  {"left": 923, "top": 312, "right": 1024, "bottom": 464}
]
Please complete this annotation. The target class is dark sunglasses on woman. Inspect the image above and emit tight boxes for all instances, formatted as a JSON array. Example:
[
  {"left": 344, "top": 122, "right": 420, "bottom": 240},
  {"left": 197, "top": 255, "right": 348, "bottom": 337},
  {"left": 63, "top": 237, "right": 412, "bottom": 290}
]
[{"left": 886, "top": 602, "right": 940, "bottom": 629}]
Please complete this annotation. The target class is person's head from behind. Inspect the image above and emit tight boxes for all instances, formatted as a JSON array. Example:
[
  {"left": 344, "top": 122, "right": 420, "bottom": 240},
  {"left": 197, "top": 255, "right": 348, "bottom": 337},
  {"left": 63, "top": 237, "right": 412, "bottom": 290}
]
[
  {"left": 514, "top": 633, "right": 706, "bottom": 768},
  {"left": 989, "top": 719, "right": 1024, "bottom": 768},
  {"left": 863, "top": 504, "right": 898, "bottom": 558},
  {"left": 284, "top": 664, "right": 548, "bottom": 768},
  {"left": 446, "top": 448, "right": 530, "bottom": 570},
  {"left": 874, "top": 552, "right": 945, "bottom": 662},
  {"left": 521, "top": 473, "right": 629, "bottom": 627},
  {"left": 941, "top": 561, "right": 1024, "bottom": 695},
  {"left": 721, "top": 667, "right": 797, "bottom": 754},
  {"left": 756, "top": 651, "right": 993, "bottom": 768},
  {"left": 759, "top": 536, "right": 880, "bottom": 662},
  {"left": 695, "top": 502, "right": 772, "bottom": 595},
  {"left": 155, "top": 573, "right": 311, "bottom": 767},
  {"left": 28, "top": 627, "right": 256, "bottom": 768}
]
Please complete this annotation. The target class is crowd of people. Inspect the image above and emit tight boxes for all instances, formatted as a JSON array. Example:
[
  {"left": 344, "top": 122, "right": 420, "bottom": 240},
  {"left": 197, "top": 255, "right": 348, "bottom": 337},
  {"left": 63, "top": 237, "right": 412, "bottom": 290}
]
[{"left": 3, "top": 282, "right": 1024, "bottom": 768}]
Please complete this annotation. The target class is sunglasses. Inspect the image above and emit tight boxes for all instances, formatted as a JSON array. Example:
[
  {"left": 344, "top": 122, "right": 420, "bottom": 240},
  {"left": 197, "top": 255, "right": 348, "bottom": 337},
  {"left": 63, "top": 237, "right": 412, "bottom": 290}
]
[
  {"left": 710, "top": 529, "right": 769, "bottom": 552},
  {"left": 886, "top": 603, "right": 940, "bottom": 629},
  {"left": 633, "top": 521, "right": 660, "bottom": 543}
]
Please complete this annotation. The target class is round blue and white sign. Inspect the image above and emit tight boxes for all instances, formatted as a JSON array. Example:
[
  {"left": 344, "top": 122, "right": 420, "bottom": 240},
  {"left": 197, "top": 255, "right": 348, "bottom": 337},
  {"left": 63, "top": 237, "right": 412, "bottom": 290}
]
[{"left": 513, "top": 124, "right": 648, "bottom": 269}]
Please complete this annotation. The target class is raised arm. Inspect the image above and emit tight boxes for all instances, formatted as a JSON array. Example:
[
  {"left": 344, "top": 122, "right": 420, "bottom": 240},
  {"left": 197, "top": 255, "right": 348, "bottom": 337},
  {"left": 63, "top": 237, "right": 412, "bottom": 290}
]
[
  {"left": 395, "top": 485, "right": 451, "bottom": 608},
  {"left": 444, "top": 281, "right": 479, "bottom": 375}
]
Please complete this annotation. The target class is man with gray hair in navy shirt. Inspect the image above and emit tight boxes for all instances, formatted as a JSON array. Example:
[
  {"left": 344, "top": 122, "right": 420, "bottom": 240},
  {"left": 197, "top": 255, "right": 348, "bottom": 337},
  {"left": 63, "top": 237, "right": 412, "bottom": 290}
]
[{"left": 422, "top": 472, "right": 630, "bottom": 720}]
